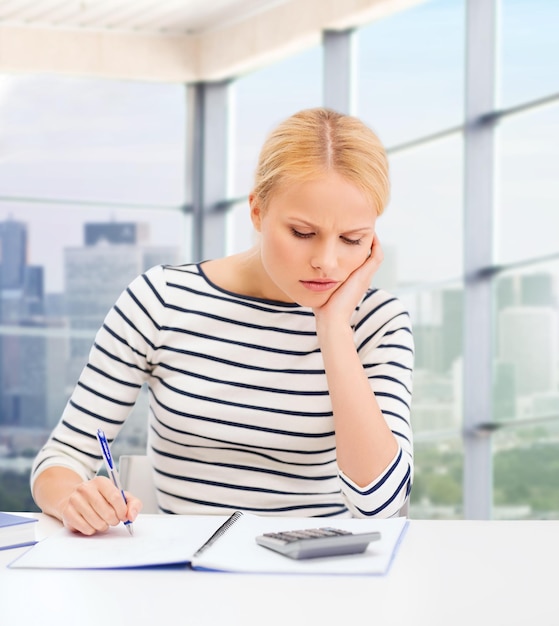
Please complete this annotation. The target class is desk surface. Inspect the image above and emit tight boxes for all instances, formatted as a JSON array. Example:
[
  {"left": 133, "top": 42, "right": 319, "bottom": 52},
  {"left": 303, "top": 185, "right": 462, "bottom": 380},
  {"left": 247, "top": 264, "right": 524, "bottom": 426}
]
[{"left": 1, "top": 514, "right": 557, "bottom": 626}]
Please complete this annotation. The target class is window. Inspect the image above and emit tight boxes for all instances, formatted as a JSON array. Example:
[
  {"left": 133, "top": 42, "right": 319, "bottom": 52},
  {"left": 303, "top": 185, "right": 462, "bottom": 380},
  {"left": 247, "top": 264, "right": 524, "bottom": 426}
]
[
  {"left": 0, "top": 75, "right": 188, "bottom": 509},
  {"left": 499, "top": 0, "right": 559, "bottom": 109},
  {"left": 356, "top": 0, "right": 465, "bottom": 147},
  {"left": 231, "top": 46, "right": 323, "bottom": 200},
  {"left": 495, "top": 104, "right": 559, "bottom": 264}
]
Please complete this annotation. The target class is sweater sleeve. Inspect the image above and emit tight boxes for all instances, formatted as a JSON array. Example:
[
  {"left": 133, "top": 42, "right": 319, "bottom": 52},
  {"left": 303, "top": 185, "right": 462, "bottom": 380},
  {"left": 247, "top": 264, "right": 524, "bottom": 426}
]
[
  {"left": 338, "top": 289, "right": 414, "bottom": 518},
  {"left": 30, "top": 265, "right": 168, "bottom": 489}
]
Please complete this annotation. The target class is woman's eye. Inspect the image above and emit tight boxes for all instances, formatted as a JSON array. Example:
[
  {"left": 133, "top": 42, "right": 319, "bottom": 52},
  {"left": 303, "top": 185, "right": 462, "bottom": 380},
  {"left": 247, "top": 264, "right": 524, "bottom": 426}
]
[
  {"left": 341, "top": 236, "right": 362, "bottom": 246},
  {"left": 291, "top": 228, "right": 314, "bottom": 239}
]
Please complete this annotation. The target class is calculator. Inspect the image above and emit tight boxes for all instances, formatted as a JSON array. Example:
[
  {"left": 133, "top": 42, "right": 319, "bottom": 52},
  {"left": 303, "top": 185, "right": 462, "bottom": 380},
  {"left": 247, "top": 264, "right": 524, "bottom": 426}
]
[{"left": 255, "top": 526, "right": 381, "bottom": 560}]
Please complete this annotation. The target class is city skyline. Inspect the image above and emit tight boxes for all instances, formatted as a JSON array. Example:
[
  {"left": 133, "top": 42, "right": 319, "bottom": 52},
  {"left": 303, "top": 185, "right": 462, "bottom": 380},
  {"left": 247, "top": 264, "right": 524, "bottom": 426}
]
[{"left": 2, "top": 215, "right": 558, "bottom": 433}]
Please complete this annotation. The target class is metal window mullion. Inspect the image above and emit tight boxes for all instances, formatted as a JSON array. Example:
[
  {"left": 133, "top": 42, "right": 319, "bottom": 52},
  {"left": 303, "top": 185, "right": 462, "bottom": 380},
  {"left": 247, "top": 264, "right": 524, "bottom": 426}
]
[
  {"left": 188, "top": 83, "right": 205, "bottom": 262},
  {"left": 187, "top": 80, "right": 231, "bottom": 262},
  {"left": 463, "top": 0, "right": 498, "bottom": 519}
]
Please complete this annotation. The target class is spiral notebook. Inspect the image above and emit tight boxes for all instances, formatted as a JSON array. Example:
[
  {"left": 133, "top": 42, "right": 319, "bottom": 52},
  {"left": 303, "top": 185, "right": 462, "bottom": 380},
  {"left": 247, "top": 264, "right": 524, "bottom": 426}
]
[{"left": 9, "top": 512, "right": 408, "bottom": 575}]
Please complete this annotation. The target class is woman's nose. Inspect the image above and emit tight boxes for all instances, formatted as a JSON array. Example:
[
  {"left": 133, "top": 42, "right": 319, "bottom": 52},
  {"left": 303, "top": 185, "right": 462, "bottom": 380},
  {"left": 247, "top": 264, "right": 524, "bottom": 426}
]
[{"left": 310, "top": 240, "right": 337, "bottom": 273}]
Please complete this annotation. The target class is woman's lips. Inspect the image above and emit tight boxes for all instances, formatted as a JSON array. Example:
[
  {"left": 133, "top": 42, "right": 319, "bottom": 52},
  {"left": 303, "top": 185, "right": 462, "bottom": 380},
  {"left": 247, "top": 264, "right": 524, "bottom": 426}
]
[{"left": 300, "top": 280, "right": 339, "bottom": 292}]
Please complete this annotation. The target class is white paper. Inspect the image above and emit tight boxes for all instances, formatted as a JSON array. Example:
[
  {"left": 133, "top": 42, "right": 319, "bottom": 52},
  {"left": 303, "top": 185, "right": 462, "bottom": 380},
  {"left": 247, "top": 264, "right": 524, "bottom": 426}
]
[
  {"left": 193, "top": 515, "right": 408, "bottom": 575},
  {"left": 9, "top": 514, "right": 228, "bottom": 569}
]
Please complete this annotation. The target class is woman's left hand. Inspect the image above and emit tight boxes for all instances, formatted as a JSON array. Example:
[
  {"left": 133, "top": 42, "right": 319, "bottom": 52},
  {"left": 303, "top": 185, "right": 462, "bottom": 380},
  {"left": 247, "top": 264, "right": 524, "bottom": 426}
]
[{"left": 313, "top": 233, "right": 384, "bottom": 327}]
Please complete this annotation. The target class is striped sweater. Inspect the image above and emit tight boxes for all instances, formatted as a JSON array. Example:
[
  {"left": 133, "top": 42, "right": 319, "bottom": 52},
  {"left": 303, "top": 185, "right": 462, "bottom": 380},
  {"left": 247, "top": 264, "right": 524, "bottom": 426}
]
[{"left": 32, "top": 263, "right": 414, "bottom": 518}]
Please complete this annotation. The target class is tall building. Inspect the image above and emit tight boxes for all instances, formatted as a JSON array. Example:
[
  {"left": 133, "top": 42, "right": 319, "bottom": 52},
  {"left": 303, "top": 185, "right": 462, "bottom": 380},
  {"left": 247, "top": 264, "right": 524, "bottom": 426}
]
[
  {"left": 495, "top": 272, "right": 556, "bottom": 310},
  {"left": 0, "top": 219, "right": 27, "bottom": 290},
  {"left": 498, "top": 307, "right": 558, "bottom": 397},
  {"left": 441, "top": 289, "right": 463, "bottom": 374},
  {"left": 64, "top": 222, "right": 179, "bottom": 386},
  {"left": 23, "top": 266, "right": 44, "bottom": 316},
  {"left": 410, "top": 288, "right": 463, "bottom": 376},
  {"left": 520, "top": 273, "right": 556, "bottom": 307},
  {"left": 84, "top": 222, "right": 149, "bottom": 246},
  {"left": 495, "top": 275, "right": 516, "bottom": 312},
  {"left": 0, "top": 219, "right": 53, "bottom": 430}
]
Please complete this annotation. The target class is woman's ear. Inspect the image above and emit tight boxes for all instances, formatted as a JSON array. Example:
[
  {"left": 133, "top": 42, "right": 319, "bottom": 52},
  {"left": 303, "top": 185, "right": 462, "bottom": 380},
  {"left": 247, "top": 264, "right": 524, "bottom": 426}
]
[{"left": 249, "top": 194, "right": 263, "bottom": 232}]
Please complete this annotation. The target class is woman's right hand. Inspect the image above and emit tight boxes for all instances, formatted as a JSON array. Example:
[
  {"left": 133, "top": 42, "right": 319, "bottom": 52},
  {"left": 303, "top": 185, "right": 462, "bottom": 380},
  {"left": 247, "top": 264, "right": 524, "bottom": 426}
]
[
  {"left": 33, "top": 466, "right": 143, "bottom": 536},
  {"left": 60, "top": 475, "right": 142, "bottom": 535}
]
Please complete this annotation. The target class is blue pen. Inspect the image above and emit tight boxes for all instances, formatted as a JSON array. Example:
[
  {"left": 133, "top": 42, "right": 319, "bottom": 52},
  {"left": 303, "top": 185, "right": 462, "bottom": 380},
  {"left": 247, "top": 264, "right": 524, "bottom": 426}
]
[{"left": 96, "top": 429, "right": 134, "bottom": 536}]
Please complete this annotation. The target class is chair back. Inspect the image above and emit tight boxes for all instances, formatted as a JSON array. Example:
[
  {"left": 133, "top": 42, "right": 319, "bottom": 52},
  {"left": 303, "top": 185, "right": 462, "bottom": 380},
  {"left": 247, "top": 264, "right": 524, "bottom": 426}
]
[{"left": 119, "top": 454, "right": 159, "bottom": 514}]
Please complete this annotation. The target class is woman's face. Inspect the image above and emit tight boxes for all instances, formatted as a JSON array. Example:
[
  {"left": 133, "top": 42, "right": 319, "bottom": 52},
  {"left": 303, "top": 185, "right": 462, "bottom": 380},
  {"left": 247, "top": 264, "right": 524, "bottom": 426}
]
[{"left": 250, "top": 171, "right": 377, "bottom": 307}]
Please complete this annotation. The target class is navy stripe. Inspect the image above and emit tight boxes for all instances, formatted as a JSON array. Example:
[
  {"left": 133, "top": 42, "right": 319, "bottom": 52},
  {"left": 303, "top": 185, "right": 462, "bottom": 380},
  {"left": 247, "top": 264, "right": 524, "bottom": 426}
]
[
  {"left": 353, "top": 466, "right": 412, "bottom": 517},
  {"left": 151, "top": 389, "right": 335, "bottom": 433},
  {"left": 68, "top": 400, "right": 125, "bottom": 425},
  {"left": 76, "top": 381, "right": 136, "bottom": 407},
  {"left": 152, "top": 447, "right": 337, "bottom": 482},
  {"left": 157, "top": 490, "right": 347, "bottom": 516},
  {"left": 111, "top": 304, "right": 157, "bottom": 350},
  {"left": 154, "top": 347, "right": 325, "bottom": 375},
  {"left": 159, "top": 326, "right": 322, "bottom": 357},
  {"left": 149, "top": 422, "right": 337, "bottom": 458},
  {"left": 356, "top": 315, "right": 410, "bottom": 351},
  {"left": 52, "top": 436, "right": 101, "bottom": 461},
  {"left": 92, "top": 342, "right": 152, "bottom": 375},
  {"left": 153, "top": 377, "right": 334, "bottom": 418},
  {"left": 163, "top": 301, "right": 316, "bottom": 336},
  {"left": 86, "top": 363, "right": 142, "bottom": 388},
  {"left": 354, "top": 296, "right": 398, "bottom": 331},
  {"left": 368, "top": 373, "right": 412, "bottom": 395},
  {"left": 340, "top": 448, "right": 403, "bottom": 496},
  {"left": 156, "top": 361, "right": 328, "bottom": 396}
]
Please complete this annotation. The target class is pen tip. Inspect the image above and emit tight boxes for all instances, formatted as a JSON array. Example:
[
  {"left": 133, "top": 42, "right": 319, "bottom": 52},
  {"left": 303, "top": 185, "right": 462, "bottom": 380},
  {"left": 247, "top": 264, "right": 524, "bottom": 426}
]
[{"left": 126, "top": 523, "right": 134, "bottom": 536}]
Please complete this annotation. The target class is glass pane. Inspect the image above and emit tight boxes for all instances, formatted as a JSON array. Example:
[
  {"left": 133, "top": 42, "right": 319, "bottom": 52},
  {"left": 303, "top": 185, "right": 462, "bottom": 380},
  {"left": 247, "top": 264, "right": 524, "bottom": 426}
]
[
  {"left": 398, "top": 282, "right": 464, "bottom": 520},
  {"left": 0, "top": 74, "right": 188, "bottom": 510},
  {"left": 0, "top": 205, "right": 190, "bottom": 511},
  {"left": 232, "top": 46, "right": 322, "bottom": 197},
  {"left": 409, "top": 437, "right": 463, "bottom": 519},
  {"left": 376, "top": 134, "right": 463, "bottom": 290},
  {"left": 493, "top": 421, "right": 559, "bottom": 520},
  {"left": 398, "top": 283, "right": 464, "bottom": 434},
  {"left": 499, "top": 0, "right": 559, "bottom": 109},
  {"left": 493, "top": 262, "right": 559, "bottom": 425},
  {"left": 226, "top": 199, "right": 253, "bottom": 256},
  {"left": 0, "top": 74, "right": 186, "bottom": 205},
  {"left": 356, "top": 0, "right": 465, "bottom": 147},
  {"left": 495, "top": 104, "right": 559, "bottom": 264}
]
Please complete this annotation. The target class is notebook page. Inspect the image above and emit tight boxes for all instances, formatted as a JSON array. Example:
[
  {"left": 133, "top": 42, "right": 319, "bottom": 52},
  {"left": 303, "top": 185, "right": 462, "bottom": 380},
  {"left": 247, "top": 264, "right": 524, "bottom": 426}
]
[
  {"left": 192, "top": 514, "right": 408, "bottom": 575},
  {"left": 9, "top": 514, "right": 228, "bottom": 569}
]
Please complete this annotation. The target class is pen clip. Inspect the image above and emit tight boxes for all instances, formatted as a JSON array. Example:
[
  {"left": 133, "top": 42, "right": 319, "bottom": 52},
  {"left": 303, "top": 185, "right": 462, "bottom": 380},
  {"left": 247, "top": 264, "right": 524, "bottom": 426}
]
[{"left": 96, "top": 429, "right": 114, "bottom": 471}]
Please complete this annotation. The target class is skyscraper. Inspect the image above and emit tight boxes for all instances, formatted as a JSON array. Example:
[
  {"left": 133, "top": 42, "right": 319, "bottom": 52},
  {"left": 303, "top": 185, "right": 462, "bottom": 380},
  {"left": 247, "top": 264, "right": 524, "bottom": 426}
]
[
  {"left": 0, "top": 220, "right": 51, "bottom": 429},
  {"left": 498, "top": 307, "right": 558, "bottom": 397},
  {"left": 0, "top": 219, "right": 27, "bottom": 290},
  {"left": 84, "top": 222, "right": 149, "bottom": 246},
  {"left": 520, "top": 273, "right": 556, "bottom": 308},
  {"left": 64, "top": 222, "right": 179, "bottom": 385}
]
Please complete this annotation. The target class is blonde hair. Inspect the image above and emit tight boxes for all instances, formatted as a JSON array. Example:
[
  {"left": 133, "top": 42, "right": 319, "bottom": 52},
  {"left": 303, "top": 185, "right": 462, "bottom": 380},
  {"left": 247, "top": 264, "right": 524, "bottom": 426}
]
[{"left": 252, "top": 108, "right": 389, "bottom": 216}]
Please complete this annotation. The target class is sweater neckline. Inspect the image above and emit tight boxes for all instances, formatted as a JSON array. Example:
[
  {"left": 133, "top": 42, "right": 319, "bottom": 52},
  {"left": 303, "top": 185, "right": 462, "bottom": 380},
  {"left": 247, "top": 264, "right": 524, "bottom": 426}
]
[{"left": 196, "top": 262, "right": 304, "bottom": 310}]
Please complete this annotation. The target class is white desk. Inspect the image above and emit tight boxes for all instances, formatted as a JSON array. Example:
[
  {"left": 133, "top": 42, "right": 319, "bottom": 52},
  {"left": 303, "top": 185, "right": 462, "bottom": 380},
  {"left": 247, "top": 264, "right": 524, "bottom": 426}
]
[{"left": 1, "top": 514, "right": 557, "bottom": 626}]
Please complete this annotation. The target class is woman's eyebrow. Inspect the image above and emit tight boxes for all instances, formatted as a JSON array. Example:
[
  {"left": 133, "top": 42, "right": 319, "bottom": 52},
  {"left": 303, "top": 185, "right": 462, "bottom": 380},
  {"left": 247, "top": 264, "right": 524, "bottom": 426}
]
[
  {"left": 288, "top": 217, "right": 374, "bottom": 234},
  {"left": 342, "top": 226, "right": 375, "bottom": 235}
]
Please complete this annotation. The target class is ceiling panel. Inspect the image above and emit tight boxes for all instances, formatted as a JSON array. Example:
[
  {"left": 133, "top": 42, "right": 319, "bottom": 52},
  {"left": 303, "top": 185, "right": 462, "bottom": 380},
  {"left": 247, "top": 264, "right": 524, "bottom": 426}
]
[
  {"left": 0, "top": 0, "right": 290, "bottom": 35},
  {"left": 0, "top": 0, "right": 422, "bottom": 82}
]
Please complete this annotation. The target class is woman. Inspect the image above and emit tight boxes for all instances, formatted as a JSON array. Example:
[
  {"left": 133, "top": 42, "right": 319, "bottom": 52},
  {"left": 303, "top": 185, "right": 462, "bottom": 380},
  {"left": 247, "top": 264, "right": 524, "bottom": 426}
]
[{"left": 31, "top": 107, "right": 414, "bottom": 535}]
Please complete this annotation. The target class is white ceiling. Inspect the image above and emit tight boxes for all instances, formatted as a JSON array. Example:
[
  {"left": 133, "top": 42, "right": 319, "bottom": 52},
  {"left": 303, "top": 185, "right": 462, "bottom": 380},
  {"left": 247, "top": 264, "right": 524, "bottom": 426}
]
[
  {"left": 0, "top": 0, "right": 423, "bottom": 82},
  {"left": 0, "top": 0, "right": 291, "bottom": 35}
]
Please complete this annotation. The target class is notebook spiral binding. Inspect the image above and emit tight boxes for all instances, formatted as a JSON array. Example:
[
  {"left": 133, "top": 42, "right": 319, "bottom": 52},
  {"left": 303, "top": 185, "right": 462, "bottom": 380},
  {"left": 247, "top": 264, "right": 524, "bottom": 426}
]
[{"left": 192, "top": 510, "right": 244, "bottom": 557}]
